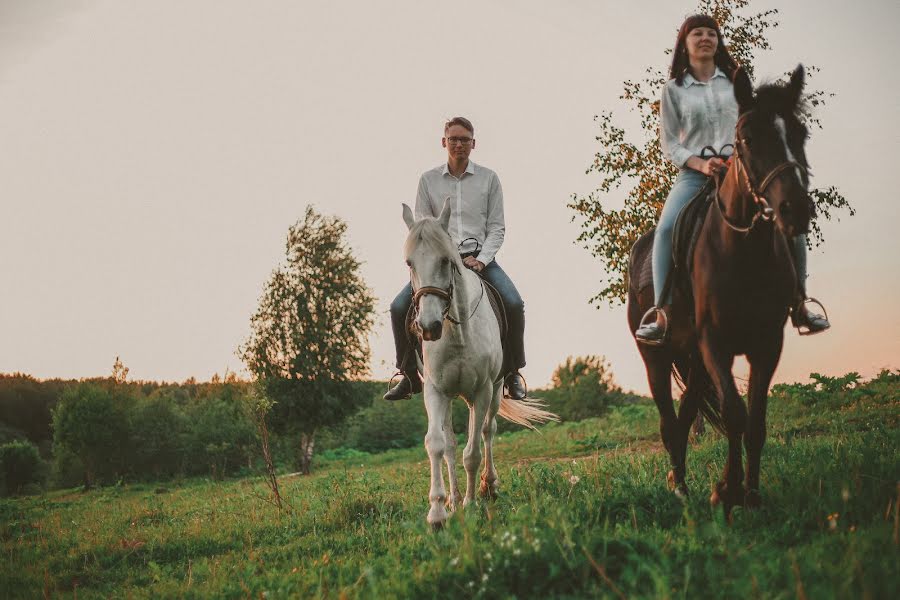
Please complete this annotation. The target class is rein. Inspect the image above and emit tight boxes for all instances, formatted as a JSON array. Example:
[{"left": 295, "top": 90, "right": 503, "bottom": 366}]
[
  {"left": 412, "top": 261, "right": 486, "bottom": 326},
  {"left": 714, "top": 111, "right": 808, "bottom": 233}
]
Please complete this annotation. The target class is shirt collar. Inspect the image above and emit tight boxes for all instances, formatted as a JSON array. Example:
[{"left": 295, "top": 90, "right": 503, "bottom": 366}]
[
  {"left": 441, "top": 161, "right": 477, "bottom": 176},
  {"left": 684, "top": 67, "right": 727, "bottom": 87}
]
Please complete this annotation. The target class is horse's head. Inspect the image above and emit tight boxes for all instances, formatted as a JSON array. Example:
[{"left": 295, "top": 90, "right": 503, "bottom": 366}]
[
  {"left": 732, "top": 65, "right": 814, "bottom": 238},
  {"left": 402, "top": 199, "right": 461, "bottom": 341}
]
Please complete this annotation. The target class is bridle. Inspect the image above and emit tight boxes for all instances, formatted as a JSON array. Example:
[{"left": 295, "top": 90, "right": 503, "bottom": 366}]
[
  {"left": 411, "top": 257, "right": 485, "bottom": 326},
  {"left": 715, "top": 110, "right": 809, "bottom": 233}
]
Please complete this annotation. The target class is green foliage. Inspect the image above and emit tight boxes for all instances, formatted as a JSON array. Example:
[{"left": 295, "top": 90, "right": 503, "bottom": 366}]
[
  {"left": 126, "top": 392, "right": 190, "bottom": 480},
  {"left": 183, "top": 385, "right": 257, "bottom": 480},
  {"left": 568, "top": 0, "right": 853, "bottom": 305},
  {"left": 241, "top": 207, "right": 377, "bottom": 472},
  {"left": 542, "top": 355, "right": 624, "bottom": 421},
  {"left": 51, "top": 383, "right": 130, "bottom": 487},
  {"left": 0, "top": 371, "right": 895, "bottom": 598},
  {"left": 0, "top": 440, "right": 44, "bottom": 496}
]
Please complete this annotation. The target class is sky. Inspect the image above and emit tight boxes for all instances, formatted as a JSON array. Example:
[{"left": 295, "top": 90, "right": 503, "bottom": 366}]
[{"left": 1, "top": 0, "right": 897, "bottom": 394}]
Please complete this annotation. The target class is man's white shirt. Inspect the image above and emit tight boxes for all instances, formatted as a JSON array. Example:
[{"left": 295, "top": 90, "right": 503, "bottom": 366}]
[{"left": 414, "top": 161, "right": 505, "bottom": 265}]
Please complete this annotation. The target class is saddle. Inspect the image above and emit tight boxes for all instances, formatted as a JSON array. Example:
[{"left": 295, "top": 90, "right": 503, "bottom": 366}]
[
  {"left": 635, "top": 177, "right": 716, "bottom": 299},
  {"left": 404, "top": 274, "right": 509, "bottom": 372}
]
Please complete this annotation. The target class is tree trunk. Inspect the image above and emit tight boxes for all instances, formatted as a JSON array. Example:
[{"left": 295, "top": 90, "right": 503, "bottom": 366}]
[{"left": 298, "top": 431, "right": 316, "bottom": 475}]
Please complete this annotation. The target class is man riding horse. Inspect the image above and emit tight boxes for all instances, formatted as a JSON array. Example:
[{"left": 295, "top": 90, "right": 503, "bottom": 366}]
[{"left": 384, "top": 116, "right": 528, "bottom": 401}]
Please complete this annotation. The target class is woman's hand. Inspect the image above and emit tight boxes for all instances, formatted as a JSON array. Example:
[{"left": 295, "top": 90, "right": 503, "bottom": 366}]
[{"left": 700, "top": 156, "right": 727, "bottom": 176}]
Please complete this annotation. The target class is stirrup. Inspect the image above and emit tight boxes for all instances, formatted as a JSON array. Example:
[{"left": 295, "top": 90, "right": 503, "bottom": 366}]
[
  {"left": 793, "top": 297, "right": 830, "bottom": 336},
  {"left": 635, "top": 307, "right": 668, "bottom": 346},
  {"left": 503, "top": 372, "right": 528, "bottom": 400}
]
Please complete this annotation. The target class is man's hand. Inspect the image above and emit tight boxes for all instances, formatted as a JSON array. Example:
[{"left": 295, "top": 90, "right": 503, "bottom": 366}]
[{"left": 463, "top": 256, "right": 485, "bottom": 272}]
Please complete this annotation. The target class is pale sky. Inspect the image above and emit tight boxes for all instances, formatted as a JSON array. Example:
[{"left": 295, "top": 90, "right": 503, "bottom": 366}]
[{"left": 1, "top": 0, "right": 897, "bottom": 393}]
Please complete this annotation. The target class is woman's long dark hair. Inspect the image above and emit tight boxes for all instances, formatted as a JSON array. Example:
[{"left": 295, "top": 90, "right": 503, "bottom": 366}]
[{"left": 669, "top": 14, "right": 739, "bottom": 86}]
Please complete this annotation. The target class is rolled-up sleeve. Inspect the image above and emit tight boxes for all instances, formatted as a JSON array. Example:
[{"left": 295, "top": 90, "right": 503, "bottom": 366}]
[
  {"left": 660, "top": 83, "right": 694, "bottom": 168},
  {"left": 478, "top": 173, "right": 505, "bottom": 265}
]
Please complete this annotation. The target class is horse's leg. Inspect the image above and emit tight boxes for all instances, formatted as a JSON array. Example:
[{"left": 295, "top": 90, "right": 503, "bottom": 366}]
[
  {"left": 641, "top": 350, "right": 682, "bottom": 496},
  {"left": 669, "top": 358, "right": 704, "bottom": 497},
  {"left": 744, "top": 339, "right": 782, "bottom": 508},
  {"left": 442, "top": 401, "right": 462, "bottom": 510},
  {"left": 423, "top": 382, "right": 451, "bottom": 529},
  {"left": 479, "top": 382, "right": 503, "bottom": 500},
  {"left": 462, "top": 384, "right": 491, "bottom": 507},
  {"left": 698, "top": 331, "right": 747, "bottom": 513}
]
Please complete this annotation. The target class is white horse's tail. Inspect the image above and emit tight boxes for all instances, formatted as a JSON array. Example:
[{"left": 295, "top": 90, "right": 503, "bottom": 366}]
[{"left": 497, "top": 396, "right": 560, "bottom": 430}]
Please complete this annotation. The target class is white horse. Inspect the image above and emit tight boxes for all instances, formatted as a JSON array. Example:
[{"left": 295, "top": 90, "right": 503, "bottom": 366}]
[{"left": 402, "top": 199, "right": 557, "bottom": 529}]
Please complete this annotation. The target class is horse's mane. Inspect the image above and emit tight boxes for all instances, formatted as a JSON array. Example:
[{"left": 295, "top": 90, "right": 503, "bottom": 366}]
[
  {"left": 753, "top": 80, "right": 807, "bottom": 121},
  {"left": 404, "top": 218, "right": 464, "bottom": 269}
]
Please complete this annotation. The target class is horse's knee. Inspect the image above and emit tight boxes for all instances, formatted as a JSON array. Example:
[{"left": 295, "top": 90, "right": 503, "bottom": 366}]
[
  {"left": 463, "top": 446, "right": 482, "bottom": 471},
  {"left": 722, "top": 399, "right": 747, "bottom": 435},
  {"left": 425, "top": 431, "right": 445, "bottom": 457}
]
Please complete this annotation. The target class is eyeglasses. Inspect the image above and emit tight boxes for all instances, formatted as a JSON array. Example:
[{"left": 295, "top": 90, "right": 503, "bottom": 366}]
[{"left": 446, "top": 136, "right": 474, "bottom": 146}]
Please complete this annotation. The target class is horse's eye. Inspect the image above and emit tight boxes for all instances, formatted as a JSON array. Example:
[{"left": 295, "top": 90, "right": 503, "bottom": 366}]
[
  {"left": 742, "top": 136, "right": 752, "bottom": 147},
  {"left": 441, "top": 257, "right": 450, "bottom": 266}
]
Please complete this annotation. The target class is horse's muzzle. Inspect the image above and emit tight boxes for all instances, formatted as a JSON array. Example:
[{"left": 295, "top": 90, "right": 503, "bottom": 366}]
[{"left": 419, "top": 319, "right": 443, "bottom": 341}]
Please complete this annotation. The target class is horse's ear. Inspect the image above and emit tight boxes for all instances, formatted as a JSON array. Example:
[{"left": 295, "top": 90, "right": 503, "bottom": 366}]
[
  {"left": 787, "top": 64, "right": 805, "bottom": 107},
  {"left": 438, "top": 197, "right": 452, "bottom": 233},
  {"left": 733, "top": 67, "right": 754, "bottom": 112},
  {"left": 402, "top": 203, "right": 415, "bottom": 230}
]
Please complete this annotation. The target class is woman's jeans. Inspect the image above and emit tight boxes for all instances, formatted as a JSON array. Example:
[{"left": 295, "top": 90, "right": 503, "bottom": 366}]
[
  {"left": 651, "top": 170, "right": 709, "bottom": 306},
  {"left": 390, "top": 260, "right": 526, "bottom": 374},
  {"left": 651, "top": 168, "right": 810, "bottom": 306}
]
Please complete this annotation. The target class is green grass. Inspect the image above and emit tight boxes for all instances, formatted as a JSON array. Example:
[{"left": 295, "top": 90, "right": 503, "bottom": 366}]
[{"left": 2, "top": 372, "right": 898, "bottom": 599}]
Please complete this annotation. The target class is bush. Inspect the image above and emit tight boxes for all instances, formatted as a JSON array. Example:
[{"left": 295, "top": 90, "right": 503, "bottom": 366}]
[
  {"left": 51, "top": 383, "right": 130, "bottom": 488},
  {"left": 184, "top": 389, "right": 257, "bottom": 479},
  {"left": 0, "top": 440, "right": 44, "bottom": 496},
  {"left": 542, "top": 356, "right": 624, "bottom": 422},
  {"left": 126, "top": 392, "right": 189, "bottom": 480}
]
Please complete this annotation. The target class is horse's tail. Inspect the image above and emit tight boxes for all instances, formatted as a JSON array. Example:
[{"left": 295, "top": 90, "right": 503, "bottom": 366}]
[
  {"left": 498, "top": 396, "right": 560, "bottom": 430},
  {"left": 673, "top": 358, "right": 726, "bottom": 435}
]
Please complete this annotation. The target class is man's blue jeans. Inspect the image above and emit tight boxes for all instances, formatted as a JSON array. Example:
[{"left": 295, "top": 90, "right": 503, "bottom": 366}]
[{"left": 390, "top": 260, "right": 526, "bottom": 373}]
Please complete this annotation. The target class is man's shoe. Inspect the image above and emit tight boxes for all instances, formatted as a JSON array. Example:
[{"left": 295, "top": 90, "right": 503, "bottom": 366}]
[
  {"left": 791, "top": 299, "right": 830, "bottom": 335},
  {"left": 504, "top": 372, "right": 527, "bottom": 400},
  {"left": 635, "top": 307, "right": 668, "bottom": 346},
  {"left": 383, "top": 373, "right": 422, "bottom": 401}
]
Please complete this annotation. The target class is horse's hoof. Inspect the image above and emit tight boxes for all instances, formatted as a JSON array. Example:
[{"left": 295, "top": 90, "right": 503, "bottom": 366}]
[
  {"left": 446, "top": 493, "right": 463, "bottom": 511},
  {"left": 668, "top": 470, "right": 688, "bottom": 499},
  {"left": 479, "top": 484, "right": 499, "bottom": 501},
  {"left": 430, "top": 520, "right": 445, "bottom": 532},
  {"left": 711, "top": 481, "right": 745, "bottom": 515}
]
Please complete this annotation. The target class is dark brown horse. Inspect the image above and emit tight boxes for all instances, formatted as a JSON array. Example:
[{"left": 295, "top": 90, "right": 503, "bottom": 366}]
[{"left": 628, "top": 65, "right": 813, "bottom": 513}]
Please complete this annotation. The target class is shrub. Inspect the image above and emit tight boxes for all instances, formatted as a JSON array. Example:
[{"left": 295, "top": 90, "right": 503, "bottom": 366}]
[
  {"left": 51, "top": 383, "right": 130, "bottom": 488},
  {"left": 542, "top": 356, "right": 624, "bottom": 422},
  {"left": 0, "top": 440, "right": 44, "bottom": 496},
  {"left": 126, "top": 392, "right": 189, "bottom": 479}
]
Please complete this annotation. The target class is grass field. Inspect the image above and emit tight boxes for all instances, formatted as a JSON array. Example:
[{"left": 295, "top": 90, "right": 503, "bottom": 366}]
[{"left": 2, "top": 371, "right": 898, "bottom": 599}]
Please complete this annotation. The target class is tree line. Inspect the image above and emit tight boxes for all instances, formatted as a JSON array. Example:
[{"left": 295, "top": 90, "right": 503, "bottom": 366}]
[{"left": 0, "top": 356, "right": 628, "bottom": 496}]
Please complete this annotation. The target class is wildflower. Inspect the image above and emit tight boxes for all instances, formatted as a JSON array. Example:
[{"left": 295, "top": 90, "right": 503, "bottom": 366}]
[
  {"left": 450, "top": 557, "right": 459, "bottom": 567},
  {"left": 569, "top": 475, "right": 580, "bottom": 485},
  {"left": 482, "top": 574, "right": 489, "bottom": 582}
]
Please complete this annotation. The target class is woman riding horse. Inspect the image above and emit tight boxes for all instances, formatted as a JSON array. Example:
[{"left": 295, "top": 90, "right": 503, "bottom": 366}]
[{"left": 635, "top": 14, "right": 830, "bottom": 345}]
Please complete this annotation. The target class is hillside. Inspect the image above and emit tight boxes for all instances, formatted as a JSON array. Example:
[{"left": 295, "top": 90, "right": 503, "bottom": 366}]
[{"left": 1, "top": 371, "right": 897, "bottom": 598}]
